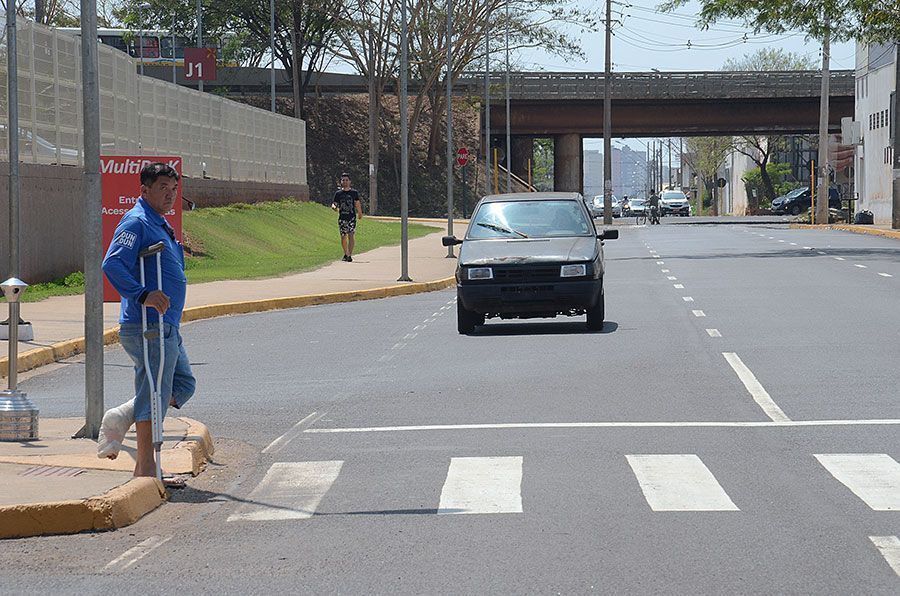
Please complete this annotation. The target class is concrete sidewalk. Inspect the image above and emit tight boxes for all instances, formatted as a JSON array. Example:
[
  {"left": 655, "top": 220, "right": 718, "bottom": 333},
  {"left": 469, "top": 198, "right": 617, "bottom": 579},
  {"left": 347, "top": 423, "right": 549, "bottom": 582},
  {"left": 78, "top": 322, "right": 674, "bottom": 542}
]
[{"left": 0, "top": 224, "right": 458, "bottom": 539}]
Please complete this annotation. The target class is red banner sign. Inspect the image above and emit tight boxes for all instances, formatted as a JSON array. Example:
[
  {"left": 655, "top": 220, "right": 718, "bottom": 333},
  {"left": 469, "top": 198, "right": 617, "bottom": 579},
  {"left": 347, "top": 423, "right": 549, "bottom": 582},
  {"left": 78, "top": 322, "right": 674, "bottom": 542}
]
[
  {"left": 183, "top": 47, "right": 217, "bottom": 81},
  {"left": 102, "top": 156, "right": 183, "bottom": 302}
]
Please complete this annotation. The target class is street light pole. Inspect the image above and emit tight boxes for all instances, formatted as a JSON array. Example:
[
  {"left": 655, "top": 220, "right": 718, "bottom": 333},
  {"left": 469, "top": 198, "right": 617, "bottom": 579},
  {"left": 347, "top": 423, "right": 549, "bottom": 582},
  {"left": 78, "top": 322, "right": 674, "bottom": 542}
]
[
  {"left": 893, "top": 43, "right": 900, "bottom": 229},
  {"left": 171, "top": 12, "right": 177, "bottom": 84},
  {"left": 446, "top": 0, "right": 455, "bottom": 257},
  {"left": 7, "top": 0, "right": 20, "bottom": 280},
  {"left": 504, "top": 0, "right": 510, "bottom": 193},
  {"left": 602, "top": 0, "right": 612, "bottom": 225},
  {"left": 270, "top": 0, "right": 276, "bottom": 112},
  {"left": 399, "top": 0, "right": 411, "bottom": 281},
  {"left": 484, "top": 15, "right": 491, "bottom": 196},
  {"left": 815, "top": 25, "right": 831, "bottom": 225},
  {"left": 197, "top": 0, "right": 203, "bottom": 93}
]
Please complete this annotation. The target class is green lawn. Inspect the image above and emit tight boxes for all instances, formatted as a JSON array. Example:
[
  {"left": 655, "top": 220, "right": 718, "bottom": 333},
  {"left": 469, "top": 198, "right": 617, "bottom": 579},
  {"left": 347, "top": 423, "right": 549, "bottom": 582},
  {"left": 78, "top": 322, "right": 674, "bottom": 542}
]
[{"left": 12, "top": 200, "right": 436, "bottom": 302}]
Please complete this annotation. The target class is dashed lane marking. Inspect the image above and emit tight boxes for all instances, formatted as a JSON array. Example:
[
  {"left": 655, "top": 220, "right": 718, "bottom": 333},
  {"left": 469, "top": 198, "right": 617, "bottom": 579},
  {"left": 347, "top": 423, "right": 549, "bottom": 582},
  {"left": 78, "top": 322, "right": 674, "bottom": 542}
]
[
  {"left": 263, "top": 411, "right": 326, "bottom": 455},
  {"left": 706, "top": 329, "right": 722, "bottom": 337},
  {"left": 870, "top": 536, "right": 900, "bottom": 578},
  {"left": 723, "top": 352, "right": 790, "bottom": 422},
  {"left": 105, "top": 536, "right": 173, "bottom": 572},
  {"left": 879, "top": 273, "right": 893, "bottom": 278},
  {"left": 692, "top": 310, "right": 706, "bottom": 317},
  {"left": 682, "top": 297, "right": 694, "bottom": 302},
  {"left": 855, "top": 264, "right": 868, "bottom": 269},
  {"left": 674, "top": 284, "right": 684, "bottom": 289}
]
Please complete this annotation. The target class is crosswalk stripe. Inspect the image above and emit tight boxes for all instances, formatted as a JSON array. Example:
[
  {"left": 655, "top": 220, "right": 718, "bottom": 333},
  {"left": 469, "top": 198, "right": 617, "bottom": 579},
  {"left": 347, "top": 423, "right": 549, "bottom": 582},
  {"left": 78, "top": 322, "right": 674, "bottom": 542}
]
[
  {"left": 815, "top": 454, "right": 900, "bottom": 510},
  {"left": 627, "top": 454, "right": 740, "bottom": 511},
  {"left": 870, "top": 536, "right": 900, "bottom": 578},
  {"left": 227, "top": 461, "right": 343, "bottom": 522},
  {"left": 438, "top": 456, "right": 523, "bottom": 515}
]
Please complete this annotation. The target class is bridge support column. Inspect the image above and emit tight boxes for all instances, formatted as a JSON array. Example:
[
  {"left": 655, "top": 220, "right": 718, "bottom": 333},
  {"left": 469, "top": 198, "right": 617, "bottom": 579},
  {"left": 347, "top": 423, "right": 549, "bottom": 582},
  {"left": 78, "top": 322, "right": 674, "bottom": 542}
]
[
  {"left": 510, "top": 137, "right": 533, "bottom": 183},
  {"left": 553, "top": 134, "right": 582, "bottom": 194}
]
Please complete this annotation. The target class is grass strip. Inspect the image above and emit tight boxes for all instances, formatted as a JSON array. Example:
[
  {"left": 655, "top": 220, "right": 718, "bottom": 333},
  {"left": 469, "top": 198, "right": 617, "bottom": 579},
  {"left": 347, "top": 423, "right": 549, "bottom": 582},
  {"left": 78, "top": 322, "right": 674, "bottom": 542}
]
[{"left": 10, "top": 200, "right": 436, "bottom": 303}]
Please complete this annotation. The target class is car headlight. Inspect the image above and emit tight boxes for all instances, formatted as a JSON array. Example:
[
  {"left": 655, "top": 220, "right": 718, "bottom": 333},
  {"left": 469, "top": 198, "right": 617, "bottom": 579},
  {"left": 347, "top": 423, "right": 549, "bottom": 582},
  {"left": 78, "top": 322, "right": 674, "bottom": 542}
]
[
  {"left": 467, "top": 267, "right": 493, "bottom": 280},
  {"left": 560, "top": 264, "right": 587, "bottom": 278}
]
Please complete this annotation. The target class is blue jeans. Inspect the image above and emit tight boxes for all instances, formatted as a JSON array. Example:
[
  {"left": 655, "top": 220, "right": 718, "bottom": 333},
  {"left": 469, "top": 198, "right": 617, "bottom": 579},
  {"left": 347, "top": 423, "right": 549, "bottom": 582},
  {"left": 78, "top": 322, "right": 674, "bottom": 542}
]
[{"left": 119, "top": 323, "right": 196, "bottom": 423}]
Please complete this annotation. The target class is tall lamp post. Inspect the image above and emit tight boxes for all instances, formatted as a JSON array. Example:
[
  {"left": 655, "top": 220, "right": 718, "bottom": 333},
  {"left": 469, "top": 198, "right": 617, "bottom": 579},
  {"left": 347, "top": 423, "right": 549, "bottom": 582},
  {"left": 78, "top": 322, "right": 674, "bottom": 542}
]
[
  {"left": 445, "top": 0, "right": 455, "bottom": 257},
  {"left": 484, "top": 13, "right": 491, "bottom": 196},
  {"left": 270, "top": 0, "right": 276, "bottom": 112},
  {"left": 196, "top": 0, "right": 203, "bottom": 93},
  {"left": 602, "top": 0, "right": 612, "bottom": 225},
  {"left": 504, "top": 0, "right": 510, "bottom": 192},
  {"left": 399, "top": 0, "right": 411, "bottom": 281}
]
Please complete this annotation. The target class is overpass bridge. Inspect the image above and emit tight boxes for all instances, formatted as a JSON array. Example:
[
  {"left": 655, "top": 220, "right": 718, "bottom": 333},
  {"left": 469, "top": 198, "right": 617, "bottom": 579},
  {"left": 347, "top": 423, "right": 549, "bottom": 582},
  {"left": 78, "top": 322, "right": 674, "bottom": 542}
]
[{"left": 145, "top": 66, "right": 855, "bottom": 193}]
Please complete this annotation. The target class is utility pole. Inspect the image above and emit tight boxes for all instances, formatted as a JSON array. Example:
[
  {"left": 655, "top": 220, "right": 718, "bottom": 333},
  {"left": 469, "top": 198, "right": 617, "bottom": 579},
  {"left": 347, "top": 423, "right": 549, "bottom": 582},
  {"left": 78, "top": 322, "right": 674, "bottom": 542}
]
[
  {"left": 368, "top": 29, "right": 378, "bottom": 215},
  {"left": 77, "top": 0, "right": 104, "bottom": 439},
  {"left": 893, "top": 43, "right": 900, "bottom": 229},
  {"left": 399, "top": 0, "right": 411, "bottom": 281},
  {"left": 446, "top": 0, "right": 455, "bottom": 257},
  {"left": 270, "top": 0, "right": 276, "bottom": 112},
  {"left": 197, "top": 0, "right": 203, "bottom": 93},
  {"left": 504, "top": 0, "right": 511, "bottom": 193},
  {"left": 667, "top": 138, "right": 672, "bottom": 188},
  {"left": 484, "top": 16, "right": 491, "bottom": 196},
  {"left": 815, "top": 26, "right": 831, "bottom": 225},
  {"left": 602, "top": 0, "right": 612, "bottom": 226}
]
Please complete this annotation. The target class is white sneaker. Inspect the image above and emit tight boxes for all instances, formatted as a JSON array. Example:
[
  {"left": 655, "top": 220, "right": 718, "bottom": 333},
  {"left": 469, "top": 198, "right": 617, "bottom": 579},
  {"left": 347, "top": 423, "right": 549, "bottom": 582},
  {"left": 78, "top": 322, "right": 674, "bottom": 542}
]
[{"left": 97, "top": 398, "right": 136, "bottom": 459}]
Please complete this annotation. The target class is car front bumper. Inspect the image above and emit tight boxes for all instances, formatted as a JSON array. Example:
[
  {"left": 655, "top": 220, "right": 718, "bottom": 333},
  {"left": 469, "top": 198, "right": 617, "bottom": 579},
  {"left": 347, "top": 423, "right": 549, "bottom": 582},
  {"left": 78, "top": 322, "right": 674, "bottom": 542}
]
[{"left": 458, "top": 278, "right": 602, "bottom": 316}]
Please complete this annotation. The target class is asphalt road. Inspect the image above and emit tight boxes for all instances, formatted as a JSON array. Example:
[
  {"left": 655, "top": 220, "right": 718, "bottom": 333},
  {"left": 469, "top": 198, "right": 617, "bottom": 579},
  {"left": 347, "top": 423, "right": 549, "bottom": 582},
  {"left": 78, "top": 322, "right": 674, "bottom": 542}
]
[{"left": 4, "top": 223, "right": 900, "bottom": 595}]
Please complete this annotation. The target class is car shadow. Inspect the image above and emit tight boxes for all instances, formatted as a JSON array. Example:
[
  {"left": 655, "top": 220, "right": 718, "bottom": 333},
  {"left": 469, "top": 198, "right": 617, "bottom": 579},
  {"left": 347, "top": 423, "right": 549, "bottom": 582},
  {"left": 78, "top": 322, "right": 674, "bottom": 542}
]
[{"left": 469, "top": 320, "right": 619, "bottom": 337}]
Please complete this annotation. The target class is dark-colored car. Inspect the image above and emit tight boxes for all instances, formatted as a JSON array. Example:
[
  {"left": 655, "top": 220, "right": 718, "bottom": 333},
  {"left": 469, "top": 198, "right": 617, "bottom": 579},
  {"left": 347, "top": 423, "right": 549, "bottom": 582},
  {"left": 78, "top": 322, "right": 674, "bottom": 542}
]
[
  {"left": 771, "top": 186, "right": 841, "bottom": 215},
  {"left": 442, "top": 192, "right": 618, "bottom": 333}
]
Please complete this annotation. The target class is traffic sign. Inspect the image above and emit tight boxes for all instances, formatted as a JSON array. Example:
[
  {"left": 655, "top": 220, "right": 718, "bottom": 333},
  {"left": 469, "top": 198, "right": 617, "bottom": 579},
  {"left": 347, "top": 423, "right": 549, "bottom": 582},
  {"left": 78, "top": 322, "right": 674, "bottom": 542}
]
[
  {"left": 184, "top": 47, "right": 217, "bottom": 81},
  {"left": 456, "top": 147, "right": 470, "bottom": 167}
]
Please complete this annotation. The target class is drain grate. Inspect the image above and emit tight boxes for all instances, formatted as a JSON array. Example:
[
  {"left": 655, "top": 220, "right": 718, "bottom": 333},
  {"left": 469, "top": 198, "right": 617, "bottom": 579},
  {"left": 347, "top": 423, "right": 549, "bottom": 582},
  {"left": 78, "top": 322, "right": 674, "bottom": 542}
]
[{"left": 20, "top": 465, "right": 87, "bottom": 478}]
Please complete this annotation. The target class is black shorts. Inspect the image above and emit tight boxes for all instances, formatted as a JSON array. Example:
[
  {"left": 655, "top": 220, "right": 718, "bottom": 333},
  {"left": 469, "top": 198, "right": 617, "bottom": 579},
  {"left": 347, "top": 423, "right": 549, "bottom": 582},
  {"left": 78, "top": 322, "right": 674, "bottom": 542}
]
[{"left": 339, "top": 218, "right": 357, "bottom": 235}]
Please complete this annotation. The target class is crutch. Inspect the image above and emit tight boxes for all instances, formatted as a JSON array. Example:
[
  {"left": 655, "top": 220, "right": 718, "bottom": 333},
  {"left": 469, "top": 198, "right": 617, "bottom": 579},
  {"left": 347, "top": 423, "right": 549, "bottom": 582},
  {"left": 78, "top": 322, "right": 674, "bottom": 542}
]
[{"left": 139, "top": 241, "right": 166, "bottom": 483}]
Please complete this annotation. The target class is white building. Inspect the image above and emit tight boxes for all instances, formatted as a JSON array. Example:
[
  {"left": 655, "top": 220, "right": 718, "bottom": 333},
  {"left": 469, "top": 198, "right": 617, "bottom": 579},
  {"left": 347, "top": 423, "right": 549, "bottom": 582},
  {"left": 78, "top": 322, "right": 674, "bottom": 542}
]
[
  {"left": 854, "top": 42, "right": 896, "bottom": 224},
  {"left": 583, "top": 149, "right": 604, "bottom": 199}
]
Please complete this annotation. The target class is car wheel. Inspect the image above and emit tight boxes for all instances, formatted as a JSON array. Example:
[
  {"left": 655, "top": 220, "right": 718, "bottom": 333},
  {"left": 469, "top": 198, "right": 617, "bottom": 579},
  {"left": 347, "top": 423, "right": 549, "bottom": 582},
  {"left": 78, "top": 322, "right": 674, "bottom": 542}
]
[
  {"left": 457, "top": 300, "right": 482, "bottom": 334},
  {"left": 585, "top": 284, "right": 605, "bottom": 331},
  {"left": 790, "top": 204, "right": 801, "bottom": 216}
]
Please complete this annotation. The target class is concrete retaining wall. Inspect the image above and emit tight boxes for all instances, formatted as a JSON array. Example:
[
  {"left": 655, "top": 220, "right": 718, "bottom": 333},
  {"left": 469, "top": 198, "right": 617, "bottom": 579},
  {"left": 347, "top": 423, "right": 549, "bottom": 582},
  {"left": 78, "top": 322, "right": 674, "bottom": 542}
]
[{"left": 0, "top": 163, "right": 309, "bottom": 283}]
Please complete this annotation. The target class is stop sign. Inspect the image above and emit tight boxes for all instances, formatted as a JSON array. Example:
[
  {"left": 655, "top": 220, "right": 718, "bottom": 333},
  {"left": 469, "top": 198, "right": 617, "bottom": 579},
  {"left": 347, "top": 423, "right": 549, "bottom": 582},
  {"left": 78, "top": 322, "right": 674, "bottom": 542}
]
[{"left": 456, "top": 147, "right": 470, "bottom": 167}]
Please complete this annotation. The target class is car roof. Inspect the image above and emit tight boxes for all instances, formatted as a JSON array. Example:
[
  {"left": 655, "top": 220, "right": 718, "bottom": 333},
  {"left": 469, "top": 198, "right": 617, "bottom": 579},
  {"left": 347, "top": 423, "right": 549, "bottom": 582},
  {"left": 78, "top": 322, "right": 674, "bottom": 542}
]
[{"left": 479, "top": 192, "right": 583, "bottom": 203}]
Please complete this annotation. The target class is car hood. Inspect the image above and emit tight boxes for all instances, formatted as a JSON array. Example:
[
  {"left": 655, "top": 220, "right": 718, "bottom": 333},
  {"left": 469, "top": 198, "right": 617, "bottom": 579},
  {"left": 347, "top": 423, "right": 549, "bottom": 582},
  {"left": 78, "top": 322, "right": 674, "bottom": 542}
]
[{"left": 459, "top": 236, "right": 598, "bottom": 266}]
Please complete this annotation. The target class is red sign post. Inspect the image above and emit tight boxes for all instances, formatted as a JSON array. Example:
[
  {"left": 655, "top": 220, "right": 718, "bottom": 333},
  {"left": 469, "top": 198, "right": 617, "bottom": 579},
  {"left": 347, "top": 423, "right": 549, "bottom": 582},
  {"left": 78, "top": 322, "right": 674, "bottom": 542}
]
[
  {"left": 101, "top": 156, "right": 183, "bottom": 302},
  {"left": 456, "top": 147, "right": 470, "bottom": 167},
  {"left": 183, "top": 47, "right": 217, "bottom": 81}
]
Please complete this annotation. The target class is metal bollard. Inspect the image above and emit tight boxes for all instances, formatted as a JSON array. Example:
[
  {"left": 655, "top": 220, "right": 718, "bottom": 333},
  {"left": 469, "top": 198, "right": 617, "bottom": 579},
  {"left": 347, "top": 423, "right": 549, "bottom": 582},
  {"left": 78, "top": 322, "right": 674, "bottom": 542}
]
[{"left": 0, "top": 278, "right": 38, "bottom": 441}]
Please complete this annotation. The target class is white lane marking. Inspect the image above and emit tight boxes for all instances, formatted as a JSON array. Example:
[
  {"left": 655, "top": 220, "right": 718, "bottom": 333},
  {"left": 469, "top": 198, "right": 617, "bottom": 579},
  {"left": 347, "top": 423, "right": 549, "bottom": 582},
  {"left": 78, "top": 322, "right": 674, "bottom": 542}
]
[
  {"left": 661, "top": 269, "right": 670, "bottom": 273},
  {"left": 723, "top": 353, "right": 790, "bottom": 422},
  {"left": 227, "top": 461, "right": 343, "bottom": 521},
  {"left": 668, "top": 276, "right": 677, "bottom": 280},
  {"left": 790, "top": 242, "right": 798, "bottom": 246},
  {"left": 425, "top": 318, "right": 437, "bottom": 323},
  {"left": 392, "top": 343, "right": 406, "bottom": 350},
  {"left": 768, "top": 236, "right": 775, "bottom": 239},
  {"left": 656, "top": 261, "right": 665, "bottom": 265},
  {"left": 879, "top": 273, "right": 893, "bottom": 277},
  {"left": 432, "top": 312, "right": 440, "bottom": 317},
  {"left": 815, "top": 454, "right": 900, "bottom": 511},
  {"left": 682, "top": 297, "right": 694, "bottom": 302},
  {"left": 834, "top": 257, "right": 846, "bottom": 261},
  {"left": 626, "top": 454, "right": 739, "bottom": 512},
  {"left": 438, "top": 456, "right": 523, "bottom": 515},
  {"left": 105, "top": 535, "right": 173, "bottom": 571},
  {"left": 778, "top": 240, "right": 786, "bottom": 243},
  {"left": 378, "top": 354, "right": 395, "bottom": 362},
  {"left": 413, "top": 325, "right": 425, "bottom": 331},
  {"left": 674, "top": 284, "right": 684, "bottom": 289},
  {"left": 854, "top": 264, "right": 868, "bottom": 269},
  {"left": 304, "top": 419, "right": 900, "bottom": 434},
  {"left": 263, "top": 411, "right": 325, "bottom": 454},
  {"left": 818, "top": 251, "right": 827, "bottom": 255},
  {"left": 403, "top": 333, "right": 417, "bottom": 340},
  {"left": 706, "top": 329, "right": 722, "bottom": 337},
  {"left": 870, "top": 536, "right": 900, "bottom": 577},
  {"left": 692, "top": 310, "right": 706, "bottom": 317},
  {"left": 803, "top": 246, "right": 812, "bottom": 250}
]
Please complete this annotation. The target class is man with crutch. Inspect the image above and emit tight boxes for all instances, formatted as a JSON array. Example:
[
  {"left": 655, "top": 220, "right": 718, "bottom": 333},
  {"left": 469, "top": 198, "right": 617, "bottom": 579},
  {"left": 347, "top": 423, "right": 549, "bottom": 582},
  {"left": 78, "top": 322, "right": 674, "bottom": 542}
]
[{"left": 101, "top": 162, "right": 196, "bottom": 486}]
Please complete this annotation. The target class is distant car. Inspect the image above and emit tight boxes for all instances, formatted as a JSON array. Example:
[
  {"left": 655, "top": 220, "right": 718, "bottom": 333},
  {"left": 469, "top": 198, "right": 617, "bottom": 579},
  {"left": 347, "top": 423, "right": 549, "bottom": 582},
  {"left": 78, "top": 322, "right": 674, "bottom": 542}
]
[
  {"left": 771, "top": 186, "right": 841, "bottom": 215},
  {"left": 660, "top": 190, "right": 690, "bottom": 216},
  {"left": 628, "top": 198, "right": 648, "bottom": 215},
  {"left": 443, "top": 192, "right": 619, "bottom": 333},
  {"left": 591, "top": 195, "right": 621, "bottom": 218}
]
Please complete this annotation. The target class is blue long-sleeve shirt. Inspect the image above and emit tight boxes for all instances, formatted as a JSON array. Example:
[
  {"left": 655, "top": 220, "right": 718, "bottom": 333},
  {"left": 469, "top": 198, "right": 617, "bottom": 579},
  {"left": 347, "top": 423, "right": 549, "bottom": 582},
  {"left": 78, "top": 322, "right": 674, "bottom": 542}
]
[{"left": 102, "top": 198, "right": 187, "bottom": 327}]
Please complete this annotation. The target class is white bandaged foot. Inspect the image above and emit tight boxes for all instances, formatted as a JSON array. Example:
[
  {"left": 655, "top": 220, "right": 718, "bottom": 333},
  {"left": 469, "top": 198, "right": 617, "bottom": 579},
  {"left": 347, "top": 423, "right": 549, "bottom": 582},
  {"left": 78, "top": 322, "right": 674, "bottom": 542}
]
[{"left": 97, "top": 398, "right": 136, "bottom": 459}]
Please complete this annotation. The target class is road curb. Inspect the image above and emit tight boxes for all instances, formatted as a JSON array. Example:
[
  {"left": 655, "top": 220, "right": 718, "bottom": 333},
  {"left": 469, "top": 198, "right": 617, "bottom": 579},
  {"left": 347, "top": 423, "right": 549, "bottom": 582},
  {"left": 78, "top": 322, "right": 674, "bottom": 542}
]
[
  {"left": 1, "top": 277, "right": 455, "bottom": 379},
  {"left": 790, "top": 223, "right": 900, "bottom": 240},
  {"left": 0, "top": 417, "right": 213, "bottom": 539}
]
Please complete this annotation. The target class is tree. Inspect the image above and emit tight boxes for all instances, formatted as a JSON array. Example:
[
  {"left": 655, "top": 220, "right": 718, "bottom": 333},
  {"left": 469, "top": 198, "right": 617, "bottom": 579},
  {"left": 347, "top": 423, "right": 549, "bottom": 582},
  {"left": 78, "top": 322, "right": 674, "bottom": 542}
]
[
  {"left": 722, "top": 49, "right": 815, "bottom": 212},
  {"left": 682, "top": 137, "right": 733, "bottom": 216},
  {"left": 741, "top": 161, "right": 795, "bottom": 210}
]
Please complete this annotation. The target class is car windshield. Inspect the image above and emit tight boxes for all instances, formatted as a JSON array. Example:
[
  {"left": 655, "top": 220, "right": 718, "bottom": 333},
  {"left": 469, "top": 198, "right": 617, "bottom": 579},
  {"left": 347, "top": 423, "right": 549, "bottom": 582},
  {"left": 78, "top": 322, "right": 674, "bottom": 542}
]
[
  {"left": 785, "top": 188, "right": 806, "bottom": 197},
  {"left": 662, "top": 192, "right": 685, "bottom": 200},
  {"left": 468, "top": 200, "right": 593, "bottom": 239}
]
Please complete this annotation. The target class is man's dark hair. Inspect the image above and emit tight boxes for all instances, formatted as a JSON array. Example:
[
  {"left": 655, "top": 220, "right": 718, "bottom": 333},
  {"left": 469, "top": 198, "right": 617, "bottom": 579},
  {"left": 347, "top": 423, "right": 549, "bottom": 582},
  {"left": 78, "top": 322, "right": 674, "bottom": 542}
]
[
  {"left": 141, "top": 162, "right": 180, "bottom": 186},
  {"left": 340, "top": 172, "right": 351, "bottom": 180}
]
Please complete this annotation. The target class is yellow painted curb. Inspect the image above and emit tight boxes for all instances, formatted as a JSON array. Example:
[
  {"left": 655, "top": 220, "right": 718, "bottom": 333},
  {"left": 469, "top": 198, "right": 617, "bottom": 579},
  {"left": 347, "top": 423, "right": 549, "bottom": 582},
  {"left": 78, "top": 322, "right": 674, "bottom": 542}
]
[
  {"left": 790, "top": 223, "right": 900, "bottom": 241},
  {"left": 1, "top": 277, "right": 455, "bottom": 379},
  {"left": 0, "top": 477, "right": 164, "bottom": 539}
]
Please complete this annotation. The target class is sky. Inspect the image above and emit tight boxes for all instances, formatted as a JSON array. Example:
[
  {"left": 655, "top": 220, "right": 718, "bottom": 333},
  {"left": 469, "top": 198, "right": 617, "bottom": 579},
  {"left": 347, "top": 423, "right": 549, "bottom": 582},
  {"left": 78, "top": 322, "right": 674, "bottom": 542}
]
[{"left": 514, "top": 0, "right": 855, "bottom": 154}]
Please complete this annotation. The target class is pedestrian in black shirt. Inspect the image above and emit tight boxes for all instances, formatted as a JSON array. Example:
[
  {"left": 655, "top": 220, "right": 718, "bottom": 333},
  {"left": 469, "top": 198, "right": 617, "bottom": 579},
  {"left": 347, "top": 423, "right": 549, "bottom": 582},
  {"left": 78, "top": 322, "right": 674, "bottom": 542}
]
[{"left": 331, "top": 173, "right": 363, "bottom": 261}]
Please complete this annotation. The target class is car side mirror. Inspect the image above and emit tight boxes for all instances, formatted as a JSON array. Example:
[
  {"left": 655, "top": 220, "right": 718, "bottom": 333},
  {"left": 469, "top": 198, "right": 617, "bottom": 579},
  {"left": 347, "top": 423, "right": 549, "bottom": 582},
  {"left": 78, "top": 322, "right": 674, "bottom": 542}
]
[
  {"left": 442, "top": 235, "right": 463, "bottom": 246},
  {"left": 598, "top": 229, "right": 619, "bottom": 241}
]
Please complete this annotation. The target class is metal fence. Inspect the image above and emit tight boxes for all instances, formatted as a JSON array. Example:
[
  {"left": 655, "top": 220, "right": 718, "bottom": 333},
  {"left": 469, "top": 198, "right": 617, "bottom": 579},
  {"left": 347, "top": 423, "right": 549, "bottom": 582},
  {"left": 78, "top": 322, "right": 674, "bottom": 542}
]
[{"left": 0, "top": 16, "right": 305, "bottom": 185}]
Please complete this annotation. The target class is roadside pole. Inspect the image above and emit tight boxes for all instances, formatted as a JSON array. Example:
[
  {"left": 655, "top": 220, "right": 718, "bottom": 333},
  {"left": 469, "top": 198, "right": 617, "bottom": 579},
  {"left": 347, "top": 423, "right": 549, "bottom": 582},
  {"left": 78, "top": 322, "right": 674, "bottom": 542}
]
[
  {"left": 484, "top": 16, "right": 491, "bottom": 196},
  {"left": 197, "top": 0, "right": 203, "bottom": 93},
  {"left": 893, "top": 43, "right": 900, "bottom": 229},
  {"left": 815, "top": 27, "right": 831, "bottom": 226},
  {"left": 602, "top": 0, "right": 612, "bottom": 226},
  {"left": 399, "top": 0, "right": 411, "bottom": 281},
  {"left": 504, "top": 0, "right": 511, "bottom": 193},
  {"left": 270, "top": 0, "right": 275, "bottom": 112},
  {"left": 76, "top": 0, "right": 104, "bottom": 439},
  {"left": 7, "top": 1, "right": 20, "bottom": 280},
  {"left": 445, "top": 0, "right": 455, "bottom": 257}
]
